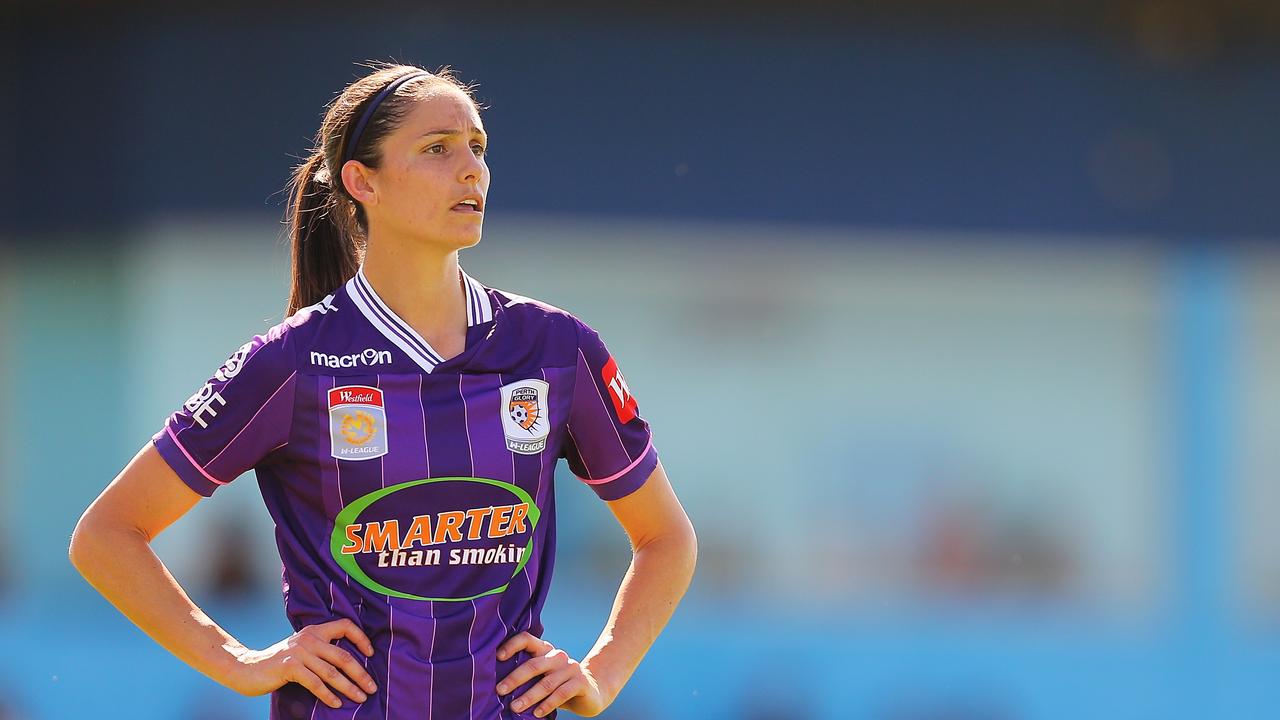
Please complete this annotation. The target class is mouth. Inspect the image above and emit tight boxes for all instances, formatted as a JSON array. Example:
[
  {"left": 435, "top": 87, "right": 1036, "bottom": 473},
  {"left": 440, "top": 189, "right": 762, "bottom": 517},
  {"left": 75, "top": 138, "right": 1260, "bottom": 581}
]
[{"left": 452, "top": 198, "right": 483, "bottom": 214}]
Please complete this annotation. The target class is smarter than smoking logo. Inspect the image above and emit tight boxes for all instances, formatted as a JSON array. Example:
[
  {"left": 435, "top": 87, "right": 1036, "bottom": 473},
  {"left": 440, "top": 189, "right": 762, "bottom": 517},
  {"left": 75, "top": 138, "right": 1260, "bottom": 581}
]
[{"left": 330, "top": 477, "right": 542, "bottom": 602}]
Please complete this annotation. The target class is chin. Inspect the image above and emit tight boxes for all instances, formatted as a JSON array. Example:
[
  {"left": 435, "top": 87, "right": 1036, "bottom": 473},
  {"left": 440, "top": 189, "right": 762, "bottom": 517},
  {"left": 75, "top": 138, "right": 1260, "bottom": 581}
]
[
  {"left": 448, "top": 229, "right": 483, "bottom": 251},
  {"left": 417, "top": 228, "right": 482, "bottom": 252}
]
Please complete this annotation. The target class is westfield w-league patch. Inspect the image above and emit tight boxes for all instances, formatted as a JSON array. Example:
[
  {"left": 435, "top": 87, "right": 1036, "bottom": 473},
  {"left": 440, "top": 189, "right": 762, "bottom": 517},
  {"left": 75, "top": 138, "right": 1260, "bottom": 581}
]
[{"left": 329, "top": 385, "right": 388, "bottom": 461}]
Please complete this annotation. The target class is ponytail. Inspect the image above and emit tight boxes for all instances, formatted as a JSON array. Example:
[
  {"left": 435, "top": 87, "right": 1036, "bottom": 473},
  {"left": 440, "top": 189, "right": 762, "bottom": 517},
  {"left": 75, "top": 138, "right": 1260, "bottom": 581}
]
[{"left": 284, "top": 151, "right": 359, "bottom": 317}]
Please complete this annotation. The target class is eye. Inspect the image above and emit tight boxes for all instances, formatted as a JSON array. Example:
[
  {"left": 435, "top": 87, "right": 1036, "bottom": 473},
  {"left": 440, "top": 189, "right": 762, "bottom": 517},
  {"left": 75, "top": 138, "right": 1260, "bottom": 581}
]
[
  {"left": 471, "top": 142, "right": 487, "bottom": 157},
  {"left": 424, "top": 144, "right": 445, "bottom": 154}
]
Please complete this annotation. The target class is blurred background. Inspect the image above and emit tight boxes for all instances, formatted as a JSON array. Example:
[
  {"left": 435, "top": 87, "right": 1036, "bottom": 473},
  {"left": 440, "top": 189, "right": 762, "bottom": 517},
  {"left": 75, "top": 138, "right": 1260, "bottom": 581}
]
[{"left": 4, "top": 1, "right": 1280, "bottom": 718}]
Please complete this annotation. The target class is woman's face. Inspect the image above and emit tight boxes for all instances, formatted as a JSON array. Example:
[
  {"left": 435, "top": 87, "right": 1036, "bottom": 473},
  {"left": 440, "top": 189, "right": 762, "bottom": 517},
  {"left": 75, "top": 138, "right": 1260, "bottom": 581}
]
[{"left": 352, "top": 86, "right": 490, "bottom": 250}]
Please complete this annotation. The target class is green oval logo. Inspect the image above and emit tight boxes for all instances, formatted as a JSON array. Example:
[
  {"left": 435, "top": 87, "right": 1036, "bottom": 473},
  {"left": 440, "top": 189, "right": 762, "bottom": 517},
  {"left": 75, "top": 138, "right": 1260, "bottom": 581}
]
[{"left": 329, "top": 477, "right": 541, "bottom": 602}]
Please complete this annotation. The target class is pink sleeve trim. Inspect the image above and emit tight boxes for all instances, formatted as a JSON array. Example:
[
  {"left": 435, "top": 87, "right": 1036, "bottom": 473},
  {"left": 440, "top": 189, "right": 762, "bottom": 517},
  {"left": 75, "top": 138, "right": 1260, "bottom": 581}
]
[
  {"left": 165, "top": 425, "right": 228, "bottom": 486},
  {"left": 575, "top": 438, "right": 654, "bottom": 485}
]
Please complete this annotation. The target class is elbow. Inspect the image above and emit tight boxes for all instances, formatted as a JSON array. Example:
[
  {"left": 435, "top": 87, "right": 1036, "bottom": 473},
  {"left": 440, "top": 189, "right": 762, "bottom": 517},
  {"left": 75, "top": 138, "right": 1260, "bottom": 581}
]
[
  {"left": 683, "top": 524, "right": 698, "bottom": 575},
  {"left": 68, "top": 533, "right": 86, "bottom": 577},
  {"left": 67, "top": 512, "right": 96, "bottom": 574},
  {"left": 668, "top": 525, "right": 697, "bottom": 589},
  {"left": 642, "top": 520, "right": 698, "bottom": 575},
  {"left": 676, "top": 512, "right": 698, "bottom": 562},
  {"left": 68, "top": 510, "right": 130, "bottom": 576},
  {"left": 634, "top": 512, "right": 697, "bottom": 553}
]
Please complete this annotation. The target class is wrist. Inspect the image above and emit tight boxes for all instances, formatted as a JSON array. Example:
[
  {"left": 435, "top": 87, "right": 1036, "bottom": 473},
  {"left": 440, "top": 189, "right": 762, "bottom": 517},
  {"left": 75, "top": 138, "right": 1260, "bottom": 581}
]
[
  {"left": 580, "top": 657, "right": 622, "bottom": 705},
  {"left": 216, "top": 640, "right": 253, "bottom": 690}
]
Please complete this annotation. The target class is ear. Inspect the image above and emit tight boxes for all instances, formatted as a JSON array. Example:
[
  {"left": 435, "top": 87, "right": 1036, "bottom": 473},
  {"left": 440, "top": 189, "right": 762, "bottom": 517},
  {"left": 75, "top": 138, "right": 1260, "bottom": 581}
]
[{"left": 340, "top": 160, "right": 378, "bottom": 206}]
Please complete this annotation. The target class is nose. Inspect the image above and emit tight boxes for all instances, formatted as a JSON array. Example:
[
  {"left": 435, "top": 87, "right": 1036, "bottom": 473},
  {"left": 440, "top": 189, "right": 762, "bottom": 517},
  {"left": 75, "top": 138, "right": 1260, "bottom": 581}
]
[{"left": 459, "top": 148, "right": 484, "bottom": 184}]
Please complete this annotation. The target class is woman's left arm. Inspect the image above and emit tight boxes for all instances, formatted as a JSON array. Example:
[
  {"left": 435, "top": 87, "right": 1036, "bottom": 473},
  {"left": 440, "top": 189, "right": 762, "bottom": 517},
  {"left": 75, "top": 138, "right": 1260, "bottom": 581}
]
[{"left": 496, "top": 460, "right": 697, "bottom": 717}]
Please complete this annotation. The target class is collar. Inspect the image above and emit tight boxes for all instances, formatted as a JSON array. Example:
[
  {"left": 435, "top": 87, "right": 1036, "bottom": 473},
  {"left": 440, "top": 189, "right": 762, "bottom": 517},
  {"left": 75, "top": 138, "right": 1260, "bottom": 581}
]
[{"left": 344, "top": 264, "right": 493, "bottom": 373}]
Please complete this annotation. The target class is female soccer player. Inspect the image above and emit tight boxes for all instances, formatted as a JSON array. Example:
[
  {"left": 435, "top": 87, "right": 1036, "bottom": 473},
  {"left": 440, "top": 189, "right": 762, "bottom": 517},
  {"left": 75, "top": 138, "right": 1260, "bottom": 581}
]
[{"left": 68, "top": 62, "right": 698, "bottom": 720}]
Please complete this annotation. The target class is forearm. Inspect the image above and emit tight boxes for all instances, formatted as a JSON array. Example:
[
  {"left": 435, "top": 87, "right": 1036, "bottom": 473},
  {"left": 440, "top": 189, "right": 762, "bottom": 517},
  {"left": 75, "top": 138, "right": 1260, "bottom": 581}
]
[
  {"left": 68, "top": 520, "right": 248, "bottom": 688},
  {"left": 580, "top": 530, "right": 697, "bottom": 702}
]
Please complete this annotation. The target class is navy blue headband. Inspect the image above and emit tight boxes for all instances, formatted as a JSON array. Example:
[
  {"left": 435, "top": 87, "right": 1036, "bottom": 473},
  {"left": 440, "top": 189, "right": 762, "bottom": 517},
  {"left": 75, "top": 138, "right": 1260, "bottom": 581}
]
[{"left": 343, "top": 71, "right": 431, "bottom": 164}]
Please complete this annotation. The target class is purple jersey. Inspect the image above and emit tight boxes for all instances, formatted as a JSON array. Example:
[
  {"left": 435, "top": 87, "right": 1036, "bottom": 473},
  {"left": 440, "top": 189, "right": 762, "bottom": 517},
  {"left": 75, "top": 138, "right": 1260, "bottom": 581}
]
[{"left": 151, "top": 265, "right": 659, "bottom": 720}]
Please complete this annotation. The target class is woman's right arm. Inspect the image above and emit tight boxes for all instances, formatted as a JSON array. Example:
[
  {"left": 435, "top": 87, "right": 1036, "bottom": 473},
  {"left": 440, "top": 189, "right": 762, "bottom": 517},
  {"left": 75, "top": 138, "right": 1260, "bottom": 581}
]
[{"left": 68, "top": 442, "right": 380, "bottom": 709}]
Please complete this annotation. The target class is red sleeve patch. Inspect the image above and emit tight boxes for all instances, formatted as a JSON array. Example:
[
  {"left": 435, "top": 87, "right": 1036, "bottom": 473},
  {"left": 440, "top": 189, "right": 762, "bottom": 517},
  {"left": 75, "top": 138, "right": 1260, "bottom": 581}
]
[{"left": 600, "top": 355, "right": 638, "bottom": 424}]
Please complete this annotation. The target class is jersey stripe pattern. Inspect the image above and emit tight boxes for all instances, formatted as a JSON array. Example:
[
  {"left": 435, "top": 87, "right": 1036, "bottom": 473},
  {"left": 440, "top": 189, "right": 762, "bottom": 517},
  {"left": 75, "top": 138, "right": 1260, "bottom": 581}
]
[{"left": 150, "top": 265, "right": 659, "bottom": 719}]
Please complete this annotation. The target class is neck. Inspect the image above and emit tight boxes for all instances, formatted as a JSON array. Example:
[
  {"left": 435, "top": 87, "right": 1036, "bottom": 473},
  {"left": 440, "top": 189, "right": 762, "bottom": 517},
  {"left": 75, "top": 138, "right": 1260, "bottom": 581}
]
[{"left": 360, "top": 230, "right": 466, "bottom": 339}]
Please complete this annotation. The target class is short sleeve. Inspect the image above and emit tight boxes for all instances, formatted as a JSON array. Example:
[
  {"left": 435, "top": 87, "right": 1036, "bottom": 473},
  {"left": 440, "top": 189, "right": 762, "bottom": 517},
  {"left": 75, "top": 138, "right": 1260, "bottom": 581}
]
[
  {"left": 151, "top": 327, "right": 297, "bottom": 497},
  {"left": 562, "top": 318, "right": 659, "bottom": 501}
]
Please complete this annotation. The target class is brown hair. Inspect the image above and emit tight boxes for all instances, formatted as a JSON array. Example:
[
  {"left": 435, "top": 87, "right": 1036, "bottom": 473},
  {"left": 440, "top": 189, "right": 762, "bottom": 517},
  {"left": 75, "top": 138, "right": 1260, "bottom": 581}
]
[{"left": 283, "top": 61, "right": 479, "bottom": 316}]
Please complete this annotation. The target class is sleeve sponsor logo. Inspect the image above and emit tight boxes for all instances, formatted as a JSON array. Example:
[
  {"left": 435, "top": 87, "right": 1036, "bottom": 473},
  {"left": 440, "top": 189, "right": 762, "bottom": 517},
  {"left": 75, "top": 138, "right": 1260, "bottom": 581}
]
[
  {"left": 601, "top": 356, "right": 638, "bottom": 424},
  {"left": 329, "top": 477, "right": 542, "bottom": 602},
  {"left": 499, "top": 379, "right": 550, "bottom": 455},
  {"left": 180, "top": 341, "right": 257, "bottom": 428},
  {"left": 184, "top": 382, "right": 226, "bottom": 429},
  {"left": 328, "top": 385, "right": 388, "bottom": 460},
  {"left": 310, "top": 348, "right": 394, "bottom": 369},
  {"left": 214, "top": 341, "right": 254, "bottom": 382}
]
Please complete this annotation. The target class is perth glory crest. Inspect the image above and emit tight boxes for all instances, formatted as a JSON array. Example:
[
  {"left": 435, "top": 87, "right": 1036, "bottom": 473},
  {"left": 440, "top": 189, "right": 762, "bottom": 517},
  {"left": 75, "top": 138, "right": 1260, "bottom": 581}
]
[{"left": 499, "top": 379, "right": 550, "bottom": 455}]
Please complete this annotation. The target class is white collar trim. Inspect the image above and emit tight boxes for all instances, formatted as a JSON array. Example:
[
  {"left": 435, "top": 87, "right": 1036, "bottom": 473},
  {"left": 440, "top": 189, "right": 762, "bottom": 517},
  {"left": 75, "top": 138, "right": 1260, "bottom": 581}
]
[
  {"left": 344, "top": 265, "right": 491, "bottom": 373},
  {"left": 461, "top": 266, "right": 494, "bottom": 325}
]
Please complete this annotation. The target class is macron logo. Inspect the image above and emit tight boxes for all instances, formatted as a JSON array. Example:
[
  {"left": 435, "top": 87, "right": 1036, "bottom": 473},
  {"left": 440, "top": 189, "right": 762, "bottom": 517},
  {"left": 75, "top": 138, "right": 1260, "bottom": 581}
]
[{"left": 311, "top": 348, "right": 393, "bottom": 369}]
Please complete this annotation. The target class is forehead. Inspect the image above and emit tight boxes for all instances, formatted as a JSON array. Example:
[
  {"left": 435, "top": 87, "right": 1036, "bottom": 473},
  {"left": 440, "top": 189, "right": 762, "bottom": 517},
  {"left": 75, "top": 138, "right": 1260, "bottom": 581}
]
[{"left": 399, "top": 86, "right": 484, "bottom": 135}]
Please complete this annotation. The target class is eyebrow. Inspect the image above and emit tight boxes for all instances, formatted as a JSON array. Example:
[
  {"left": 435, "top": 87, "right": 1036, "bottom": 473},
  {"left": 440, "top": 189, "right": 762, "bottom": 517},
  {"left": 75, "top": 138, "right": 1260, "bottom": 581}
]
[{"left": 417, "top": 127, "right": 486, "bottom": 140}]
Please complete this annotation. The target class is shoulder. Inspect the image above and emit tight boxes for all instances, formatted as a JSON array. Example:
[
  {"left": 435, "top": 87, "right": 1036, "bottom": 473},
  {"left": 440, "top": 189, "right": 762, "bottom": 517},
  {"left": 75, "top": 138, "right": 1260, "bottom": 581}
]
[
  {"left": 281, "top": 290, "right": 343, "bottom": 339},
  {"left": 230, "top": 291, "right": 341, "bottom": 375},
  {"left": 489, "top": 286, "right": 573, "bottom": 322},
  {"left": 488, "top": 286, "right": 595, "bottom": 342},
  {"left": 473, "top": 284, "right": 619, "bottom": 372}
]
